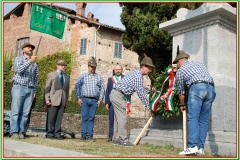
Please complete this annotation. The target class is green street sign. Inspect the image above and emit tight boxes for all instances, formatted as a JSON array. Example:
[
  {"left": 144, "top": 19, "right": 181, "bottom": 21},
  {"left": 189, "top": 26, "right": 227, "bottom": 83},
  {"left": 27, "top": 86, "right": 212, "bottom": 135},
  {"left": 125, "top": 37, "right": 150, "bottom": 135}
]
[{"left": 30, "top": 3, "right": 67, "bottom": 39}]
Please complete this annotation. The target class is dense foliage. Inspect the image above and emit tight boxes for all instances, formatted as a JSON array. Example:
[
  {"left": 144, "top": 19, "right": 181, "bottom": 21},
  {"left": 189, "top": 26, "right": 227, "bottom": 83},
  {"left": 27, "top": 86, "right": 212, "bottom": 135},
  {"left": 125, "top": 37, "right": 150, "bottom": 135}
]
[{"left": 3, "top": 51, "right": 15, "bottom": 110}]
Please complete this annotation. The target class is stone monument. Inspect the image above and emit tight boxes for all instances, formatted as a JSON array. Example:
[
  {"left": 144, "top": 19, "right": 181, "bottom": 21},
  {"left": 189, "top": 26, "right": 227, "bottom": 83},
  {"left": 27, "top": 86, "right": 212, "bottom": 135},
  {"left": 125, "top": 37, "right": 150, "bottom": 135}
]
[{"left": 130, "top": 3, "right": 237, "bottom": 156}]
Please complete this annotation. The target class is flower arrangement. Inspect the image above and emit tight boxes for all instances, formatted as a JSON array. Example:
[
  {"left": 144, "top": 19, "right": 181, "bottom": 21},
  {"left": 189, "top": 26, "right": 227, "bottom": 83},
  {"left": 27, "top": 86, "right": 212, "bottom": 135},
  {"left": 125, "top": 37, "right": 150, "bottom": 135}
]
[{"left": 149, "top": 65, "right": 181, "bottom": 120}]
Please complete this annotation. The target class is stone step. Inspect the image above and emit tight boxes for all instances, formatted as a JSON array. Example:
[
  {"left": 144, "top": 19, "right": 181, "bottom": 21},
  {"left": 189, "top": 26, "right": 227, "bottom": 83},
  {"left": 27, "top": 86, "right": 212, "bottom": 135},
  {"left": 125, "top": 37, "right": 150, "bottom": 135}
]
[
  {"left": 130, "top": 129, "right": 236, "bottom": 143},
  {"left": 129, "top": 134, "right": 236, "bottom": 156},
  {"left": 130, "top": 129, "right": 182, "bottom": 139}
]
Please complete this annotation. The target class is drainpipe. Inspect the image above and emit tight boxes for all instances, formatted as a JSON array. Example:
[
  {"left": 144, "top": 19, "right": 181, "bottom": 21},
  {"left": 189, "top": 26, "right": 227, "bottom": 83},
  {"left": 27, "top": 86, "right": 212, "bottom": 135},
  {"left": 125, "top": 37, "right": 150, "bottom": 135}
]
[{"left": 94, "top": 25, "right": 100, "bottom": 58}]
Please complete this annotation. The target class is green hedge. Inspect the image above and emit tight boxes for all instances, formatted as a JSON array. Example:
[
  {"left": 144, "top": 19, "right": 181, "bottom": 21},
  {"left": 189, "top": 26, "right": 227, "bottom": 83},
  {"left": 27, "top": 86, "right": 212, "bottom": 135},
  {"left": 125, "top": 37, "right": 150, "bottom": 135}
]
[{"left": 4, "top": 52, "right": 15, "bottom": 110}]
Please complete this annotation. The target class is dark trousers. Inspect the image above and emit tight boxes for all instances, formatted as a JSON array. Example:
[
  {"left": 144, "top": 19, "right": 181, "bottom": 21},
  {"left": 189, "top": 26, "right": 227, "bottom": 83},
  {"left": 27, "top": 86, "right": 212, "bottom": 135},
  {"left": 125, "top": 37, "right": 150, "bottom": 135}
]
[
  {"left": 46, "top": 102, "right": 65, "bottom": 138},
  {"left": 108, "top": 104, "right": 114, "bottom": 138}
]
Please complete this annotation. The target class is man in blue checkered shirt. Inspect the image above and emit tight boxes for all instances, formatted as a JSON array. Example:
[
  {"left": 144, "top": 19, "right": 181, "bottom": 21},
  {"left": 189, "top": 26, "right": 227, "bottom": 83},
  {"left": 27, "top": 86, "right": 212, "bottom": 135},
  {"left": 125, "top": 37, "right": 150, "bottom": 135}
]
[
  {"left": 74, "top": 57, "right": 105, "bottom": 142},
  {"left": 174, "top": 50, "right": 216, "bottom": 156},
  {"left": 109, "top": 56, "right": 154, "bottom": 147},
  {"left": 10, "top": 43, "right": 38, "bottom": 139}
]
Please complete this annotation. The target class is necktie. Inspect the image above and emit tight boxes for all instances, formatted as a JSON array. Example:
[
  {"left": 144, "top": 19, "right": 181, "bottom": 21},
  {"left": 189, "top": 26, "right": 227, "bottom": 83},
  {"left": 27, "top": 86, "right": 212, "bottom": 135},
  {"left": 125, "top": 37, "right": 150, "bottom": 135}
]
[{"left": 60, "top": 72, "right": 64, "bottom": 87}]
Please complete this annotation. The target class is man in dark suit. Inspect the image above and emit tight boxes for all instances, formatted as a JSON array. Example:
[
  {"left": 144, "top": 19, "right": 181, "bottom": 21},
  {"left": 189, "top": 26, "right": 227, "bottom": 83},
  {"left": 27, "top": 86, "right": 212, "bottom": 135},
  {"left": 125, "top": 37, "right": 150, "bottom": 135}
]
[
  {"left": 44, "top": 59, "right": 70, "bottom": 140},
  {"left": 105, "top": 64, "right": 124, "bottom": 142}
]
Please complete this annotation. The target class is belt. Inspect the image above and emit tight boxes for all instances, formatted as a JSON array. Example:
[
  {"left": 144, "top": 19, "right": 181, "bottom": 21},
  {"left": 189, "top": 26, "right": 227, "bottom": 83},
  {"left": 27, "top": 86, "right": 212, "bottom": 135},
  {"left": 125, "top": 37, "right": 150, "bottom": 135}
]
[
  {"left": 114, "top": 88, "right": 124, "bottom": 95},
  {"left": 189, "top": 81, "right": 214, "bottom": 88},
  {"left": 82, "top": 96, "right": 98, "bottom": 100},
  {"left": 13, "top": 82, "right": 34, "bottom": 89}
]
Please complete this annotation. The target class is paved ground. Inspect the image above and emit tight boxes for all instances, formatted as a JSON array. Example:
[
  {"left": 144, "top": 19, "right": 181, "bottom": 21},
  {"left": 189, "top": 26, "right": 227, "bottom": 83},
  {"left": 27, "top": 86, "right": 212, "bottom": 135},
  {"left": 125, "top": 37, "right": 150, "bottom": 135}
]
[
  {"left": 3, "top": 130, "right": 105, "bottom": 158},
  {"left": 3, "top": 138, "right": 102, "bottom": 158}
]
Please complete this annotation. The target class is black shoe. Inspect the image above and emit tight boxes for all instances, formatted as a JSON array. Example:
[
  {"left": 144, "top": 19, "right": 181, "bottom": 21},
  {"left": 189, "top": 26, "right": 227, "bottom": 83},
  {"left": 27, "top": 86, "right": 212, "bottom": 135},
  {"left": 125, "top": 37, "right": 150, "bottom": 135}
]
[
  {"left": 54, "top": 136, "right": 63, "bottom": 140},
  {"left": 119, "top": 141, "right": 134, "bottom": 147},
  {"left": 86, "top": 136, "right": 95, "bottom": 142},
  {"left": 23, "top": 134, "right": 30, "bottom": 138},
  {"left": 80, "top": 137, "right": 86, "bottom": 140},
  {"left": 46, "top": 135, "right": 54, "bottom": 139}
]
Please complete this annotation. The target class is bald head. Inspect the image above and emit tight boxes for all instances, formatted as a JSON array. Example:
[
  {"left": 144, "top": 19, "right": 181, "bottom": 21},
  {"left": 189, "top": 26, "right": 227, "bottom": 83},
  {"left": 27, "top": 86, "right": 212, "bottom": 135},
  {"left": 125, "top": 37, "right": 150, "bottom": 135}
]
[{"left": 114, "top": 65, "right": 123, "bottom": 76}]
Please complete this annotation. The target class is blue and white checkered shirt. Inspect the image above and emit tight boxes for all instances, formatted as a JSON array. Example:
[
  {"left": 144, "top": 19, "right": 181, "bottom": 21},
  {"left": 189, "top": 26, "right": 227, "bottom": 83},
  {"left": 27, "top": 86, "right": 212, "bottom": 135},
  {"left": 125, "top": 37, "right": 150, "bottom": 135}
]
[
  {"left": 74, "top": 72, "right": 105, "bottom": 101},
  {"left": 176, "top": 60, "right": 214, "bottom": 95},
  {"left": 114, "top": 68, "right": 150, "bottom": 109},
  {"left": 12, "top": 55, "right": 38, "bottom": 92}
]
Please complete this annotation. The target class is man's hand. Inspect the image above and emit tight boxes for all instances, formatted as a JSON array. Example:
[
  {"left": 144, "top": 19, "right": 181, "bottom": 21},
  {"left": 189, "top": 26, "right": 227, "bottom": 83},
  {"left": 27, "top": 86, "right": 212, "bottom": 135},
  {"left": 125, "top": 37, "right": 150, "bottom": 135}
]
[
  {"left": 105, "top": 104, "right": 109, "bottom": 110},
  {"left": 151, "top": 87, "right": 156, "bottom": 92},
  {"left": 148, "top": 109, "right": 153, "bottom": 116},
  {"left": 180, "top": 106, "right": 187, "bottom": 112},
  {"left": 46, "top": 101, "right": 51, "bottom": 106},
  {"left": 77, "top": 99, "right": 82, "bottom": 107},
  {"left": 97, "top": 101, "right": 101, "bottom": 107},
  {"left": 29, "top": 55, "right": 37, "bottom": 63},
  {"left": 33, "top": 93, "right": 36, "bottom": 100}
]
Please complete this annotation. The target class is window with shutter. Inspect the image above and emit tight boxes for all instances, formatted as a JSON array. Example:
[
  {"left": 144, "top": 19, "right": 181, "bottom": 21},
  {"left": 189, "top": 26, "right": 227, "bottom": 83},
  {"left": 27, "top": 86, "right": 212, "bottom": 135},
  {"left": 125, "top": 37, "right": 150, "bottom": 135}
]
[
  {"left": 114, "top": 42, "right": 122, "bottom": 58},
  {"left": 80, "top": 38, "right": 87, "bottom": 55}
]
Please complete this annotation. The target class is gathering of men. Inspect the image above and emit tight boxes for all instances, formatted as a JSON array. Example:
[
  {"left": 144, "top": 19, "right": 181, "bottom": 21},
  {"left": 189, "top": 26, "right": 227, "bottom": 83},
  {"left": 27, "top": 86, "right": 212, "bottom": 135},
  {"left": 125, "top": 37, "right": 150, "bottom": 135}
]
[{"left": 7, "top": 43, "right": 216, "bottom": 156}]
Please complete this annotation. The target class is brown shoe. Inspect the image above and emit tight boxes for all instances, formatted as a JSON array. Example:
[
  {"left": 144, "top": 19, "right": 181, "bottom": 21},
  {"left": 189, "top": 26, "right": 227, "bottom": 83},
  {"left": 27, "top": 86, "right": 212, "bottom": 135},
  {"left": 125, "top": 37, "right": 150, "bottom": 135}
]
[{"left": 107, "top": 138, "right": 112, "bottom": 142}]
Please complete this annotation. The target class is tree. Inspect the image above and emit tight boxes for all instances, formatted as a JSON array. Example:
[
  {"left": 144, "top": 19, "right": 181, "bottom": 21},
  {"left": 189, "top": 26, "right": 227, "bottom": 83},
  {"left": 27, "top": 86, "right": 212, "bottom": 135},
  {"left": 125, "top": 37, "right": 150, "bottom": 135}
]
[
  {"left": 120, "top": 3, "right": 202, "bottom": 119},
  {"left": 120, "top": 3, "right": 202, "bottom": 72}
]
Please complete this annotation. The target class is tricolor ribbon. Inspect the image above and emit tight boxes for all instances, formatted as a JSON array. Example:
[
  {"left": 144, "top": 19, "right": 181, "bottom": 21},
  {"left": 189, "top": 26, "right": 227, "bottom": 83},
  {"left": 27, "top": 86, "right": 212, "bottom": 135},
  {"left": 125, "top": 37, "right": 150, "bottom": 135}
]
[
  {"left": 149, "top": 66, "right": 176, "bottom": 112},
  {"left": 149, "top": 75, "right": 169, "bottom": 112},
  {"left": 111, "top": 75, "right": 119, "bottom": 85},
  {"left": 149, "top": 93, "right": 161, "bottom": 112},
  {"left": 164, "top": 67, "right": 176, "bottom": 111}
]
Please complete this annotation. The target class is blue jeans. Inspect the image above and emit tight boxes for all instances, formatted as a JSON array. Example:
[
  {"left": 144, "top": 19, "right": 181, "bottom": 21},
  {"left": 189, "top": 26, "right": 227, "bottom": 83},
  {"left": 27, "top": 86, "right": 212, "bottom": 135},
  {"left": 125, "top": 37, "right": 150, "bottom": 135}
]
[
  {"left": 108, "top": 104, "right": 114, "bottom": 138},
  {"left": 10, "top": 85, "right": 34, "bottom": 134},
  {"left": 81, "top": 98, "right": 98, "bottom": 137},
  {"left": 187, "top": 83, "right": 216, "bottom": 148}
]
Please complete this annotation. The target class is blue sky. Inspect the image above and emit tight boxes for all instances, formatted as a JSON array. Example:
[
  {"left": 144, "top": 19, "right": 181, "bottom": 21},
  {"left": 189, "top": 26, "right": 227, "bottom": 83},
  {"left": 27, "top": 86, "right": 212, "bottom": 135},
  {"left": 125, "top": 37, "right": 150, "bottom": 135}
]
[{"left": 3, "top": 2, "right": 125, "bottom": 29}]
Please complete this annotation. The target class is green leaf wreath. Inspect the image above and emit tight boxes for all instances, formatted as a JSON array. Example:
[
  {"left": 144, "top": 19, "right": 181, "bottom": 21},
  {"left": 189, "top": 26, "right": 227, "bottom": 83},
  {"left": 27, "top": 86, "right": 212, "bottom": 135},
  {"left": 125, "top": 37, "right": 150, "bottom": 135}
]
[{"left": 150, "top": 65, "right": 181, "bottom": 120}]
